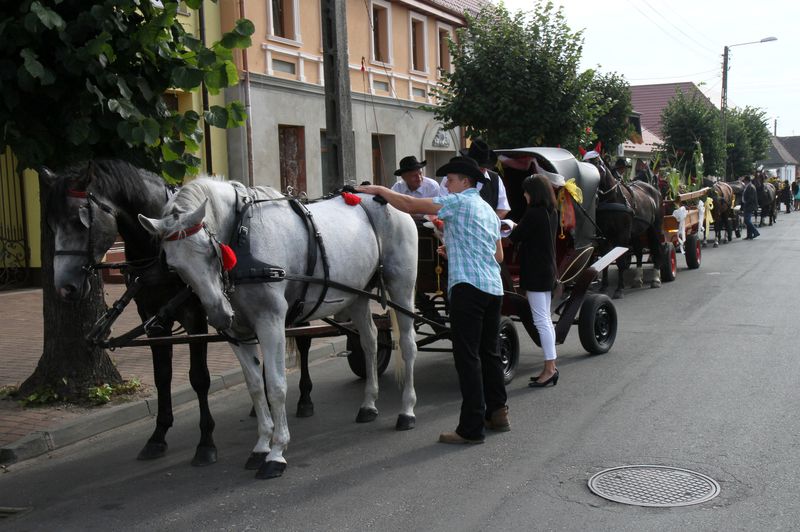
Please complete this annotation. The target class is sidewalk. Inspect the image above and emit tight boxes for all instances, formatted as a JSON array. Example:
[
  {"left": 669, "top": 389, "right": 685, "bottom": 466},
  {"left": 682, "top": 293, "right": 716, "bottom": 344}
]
[{"left": 0, "top": 284, "right": 345, "bottom": 464}]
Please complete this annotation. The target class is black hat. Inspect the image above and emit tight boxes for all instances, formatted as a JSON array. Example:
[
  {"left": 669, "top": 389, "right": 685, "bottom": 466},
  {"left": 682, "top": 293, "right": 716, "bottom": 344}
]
[
  {"left": 394, "top": 155, "right": 427, "bottom": 176},
  {"left": 459, "top": 139, "right": 496, "bottom": 167},
  {"left": 435, "top": 156, "right": 484, "bottom": 183},
  {"left": 614, "top": 157, "right": 631, "bottom": 169}
]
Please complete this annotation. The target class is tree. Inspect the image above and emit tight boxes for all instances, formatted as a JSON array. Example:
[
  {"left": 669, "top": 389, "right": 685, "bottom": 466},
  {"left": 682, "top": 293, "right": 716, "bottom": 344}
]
[
  {"left": 724, "top": 112, "right": 754, "bottom": 179},
  {"left": 430, "top": 1, "right": 596, "bottom": 149},
  {"left": 589, "top": 72, "right": 633, "bottom": 155},
  {"left": 732, "top": 106, "right": 771, "bottom": 163},
  {"left": 0, "top": 1, "right": 253, "bottom": 400},
  {"left": 659, "top": 90, "right": 723, "bottom": 178}
]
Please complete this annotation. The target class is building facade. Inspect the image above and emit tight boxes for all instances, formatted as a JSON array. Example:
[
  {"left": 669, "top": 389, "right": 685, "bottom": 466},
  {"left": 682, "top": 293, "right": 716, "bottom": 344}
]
[{"left": 222, "top": 0, "right": 483, "bottom": 196}]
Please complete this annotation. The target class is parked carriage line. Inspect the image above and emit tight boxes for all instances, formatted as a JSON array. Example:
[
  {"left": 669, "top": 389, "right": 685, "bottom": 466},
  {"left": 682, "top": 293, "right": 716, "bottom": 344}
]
[{"left": 48, "top": 149, "right": 771, "bottom": 478}]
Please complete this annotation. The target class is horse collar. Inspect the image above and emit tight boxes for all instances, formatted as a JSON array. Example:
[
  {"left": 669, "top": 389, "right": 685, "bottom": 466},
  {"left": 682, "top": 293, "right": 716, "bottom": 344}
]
[{"left": 164, "top": 223, "right": 204, "bottom": 241}]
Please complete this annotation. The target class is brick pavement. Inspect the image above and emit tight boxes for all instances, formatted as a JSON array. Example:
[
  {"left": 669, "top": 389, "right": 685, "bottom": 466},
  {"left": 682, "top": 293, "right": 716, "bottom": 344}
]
[{"left": 0, "top": 284, "right": 344, "bottom": 452}]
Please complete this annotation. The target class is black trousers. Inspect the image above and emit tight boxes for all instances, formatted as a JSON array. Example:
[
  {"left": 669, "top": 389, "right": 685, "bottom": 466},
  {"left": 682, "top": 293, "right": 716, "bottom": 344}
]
[{"left": 449, "top": 283, "right": 506, "bottom": 440}]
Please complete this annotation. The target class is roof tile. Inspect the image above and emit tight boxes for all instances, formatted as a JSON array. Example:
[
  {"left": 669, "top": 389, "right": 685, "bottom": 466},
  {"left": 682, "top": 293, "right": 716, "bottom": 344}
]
[{"left": 630, "top": 82, "right": 716, "bottom": 137}]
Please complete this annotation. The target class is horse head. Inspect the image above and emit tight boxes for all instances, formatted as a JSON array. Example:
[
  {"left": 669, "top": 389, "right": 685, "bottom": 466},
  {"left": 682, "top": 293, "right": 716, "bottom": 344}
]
[
  {"left": 46, "top": 163, "right": 120, "bottom": 301},
  {"left": 139, "top": 197, "right": 234, "bottom": 331}
]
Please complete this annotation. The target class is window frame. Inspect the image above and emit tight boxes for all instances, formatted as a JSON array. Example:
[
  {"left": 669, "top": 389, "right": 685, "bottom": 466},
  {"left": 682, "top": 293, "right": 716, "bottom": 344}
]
[
  {"left": 408, "top": 12, "right": 428, "bottom": 75},
  {"left": 267, "top": 0, "right": 302, "bottom": 47},
  {"left": 370, "top": 0, "right": 393, "bottom": 67},
  {"left": 435, "top": 21, "right": 454, "bottom": 77}
]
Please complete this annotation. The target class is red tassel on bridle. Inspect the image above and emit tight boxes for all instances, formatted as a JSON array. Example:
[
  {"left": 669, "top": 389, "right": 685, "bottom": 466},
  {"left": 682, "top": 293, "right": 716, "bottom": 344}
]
[
  {"left": 342, "top": 192, "right": 361, "bottom": 206},
  {"left": 219, "top": 243, "right": 237, "bottom": 271}
]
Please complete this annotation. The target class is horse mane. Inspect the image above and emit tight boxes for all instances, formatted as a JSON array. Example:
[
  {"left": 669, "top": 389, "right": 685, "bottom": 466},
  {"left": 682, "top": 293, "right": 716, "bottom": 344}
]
[
  {"left": 48, "top": 159, "right": 162, "bottom": 219},
  {"left": 165, "top": 177, "right": 283, "bottom": 235}
]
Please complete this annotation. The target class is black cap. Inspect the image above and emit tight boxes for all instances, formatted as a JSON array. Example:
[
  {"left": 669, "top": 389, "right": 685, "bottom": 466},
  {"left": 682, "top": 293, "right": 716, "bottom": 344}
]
[
  {"left": 394, "top": 155, "right": 427, "bottom": 176},
  {"left": 459, "top": 139, "right": 495, "bottom": 167}
]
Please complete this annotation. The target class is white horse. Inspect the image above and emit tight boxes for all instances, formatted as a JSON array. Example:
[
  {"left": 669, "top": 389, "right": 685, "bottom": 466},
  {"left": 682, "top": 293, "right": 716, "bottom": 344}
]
[{"left": 139, "top": 178, "right": 418, "bottom": 479}]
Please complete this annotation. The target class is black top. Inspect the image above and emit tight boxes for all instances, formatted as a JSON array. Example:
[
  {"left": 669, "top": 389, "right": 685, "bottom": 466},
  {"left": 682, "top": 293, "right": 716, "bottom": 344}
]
[
  {"left": 508, "top": 206, "right": 558, "bottom": 292},
  {"left": 479, "top": 170, "right": 500, "bottom": 210},
  {"left": 742, "top": 182, "right": 758, "bottom": 212}
]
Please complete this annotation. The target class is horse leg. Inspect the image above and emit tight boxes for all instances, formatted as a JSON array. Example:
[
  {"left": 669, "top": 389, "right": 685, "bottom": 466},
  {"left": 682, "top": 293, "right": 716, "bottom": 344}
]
[
  {"left": 386, "top": 275, "right": 418, "bottom": 431},
  {"left": 230, "top": 342, "right": 274, "bottom": 472},
  {"left": 649, "top": 228, "right": 662, "bottom": 288},
  {"left": 182, "top": 309, "right": 217, "bottom": 466},
  {"left": 295, "top": 333, "right": 314, "bottom": 418},
  {"left": 253, "top": 316, "right": 290, "bottom": 479},
  {"left": 138, "top": 343, "right": 173, "bottom": 460},
  {"left": 614, "top": 253, "right": 629, "bottom": 299},
  {"left": 349, "top": 297, "right": 380, "bottom": 423}
]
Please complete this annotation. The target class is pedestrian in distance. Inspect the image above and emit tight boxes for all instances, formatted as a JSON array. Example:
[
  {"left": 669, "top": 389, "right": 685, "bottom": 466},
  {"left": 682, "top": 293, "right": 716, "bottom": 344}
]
[
  {"left": 357, "top": 156, "right": 509, "bottom": 444},
  {"left": 506, "top": 175, "right": 560, "bottom": 387},
  {"left": 742, "top": 175, "right": 760, "bottom": 240},
  {"left": 792, "top": 179, "right": 800, "bottom": 212}
]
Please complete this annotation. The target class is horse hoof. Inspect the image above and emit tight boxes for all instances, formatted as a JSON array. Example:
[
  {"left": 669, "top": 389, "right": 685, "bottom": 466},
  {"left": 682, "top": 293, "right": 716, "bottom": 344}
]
[
  {"left": 255, "top": 461, "right": 286, "bottom": 479},
  {"left": 296, "top": 401, "right": 314, "bottom": 418},
  {"left": 395, "top": 414, "right": 416, "bottom": 431},
  {"left": 713, "top": 242, "right": 719, "bottom": 248},
  {"left": 248, "top": 406, "right": 256, "bottom": 418},
  {"left": 651, "top": 281, "right": 661, "bottom": 288},
  {"left": 137, "top": 441, "right": 167, "bottom": 461},
  {"left": 630, "top": 281, "right": 643, "bottom": 289},
  {"left": 244, "top": 452, "right": 267, "bottom": 470},
  {"left": 612, "top": 291, "right": 623, "bottom": 300},
  {"left": 191, "top": 445, "right": 218, "bottom": 467},
  {"left": 356, "top": 407, "right": 379, "bottom": 423}
]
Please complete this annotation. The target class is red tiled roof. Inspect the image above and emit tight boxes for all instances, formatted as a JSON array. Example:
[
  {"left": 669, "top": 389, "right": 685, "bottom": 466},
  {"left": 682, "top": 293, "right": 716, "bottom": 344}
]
[
  {"left": 630, "top": 82, "right": 716, "bottom": 138},
  {"left": 623, "top": 126, "right": 663, "bottom": 155}
]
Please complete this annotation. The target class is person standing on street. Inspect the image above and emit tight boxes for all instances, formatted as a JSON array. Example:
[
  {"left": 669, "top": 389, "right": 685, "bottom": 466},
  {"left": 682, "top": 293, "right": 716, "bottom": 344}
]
[
  {"left": 506, "top": 175, "right": 560, "bottom": 388},
  {"left": 792, "top": 178, "right": 800, "bottom": 211},
  {"left": 357, "top": 156, "right": 509, "bottom": 444},
  {"left": 742, "top": 175, "right": 760, "bottom": 240}
]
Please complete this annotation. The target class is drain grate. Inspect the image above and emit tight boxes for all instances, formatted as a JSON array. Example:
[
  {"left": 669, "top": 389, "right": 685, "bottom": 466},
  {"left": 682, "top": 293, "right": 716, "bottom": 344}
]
[{"left": 588, "top": 465, "right": 720, "bottom": 507}]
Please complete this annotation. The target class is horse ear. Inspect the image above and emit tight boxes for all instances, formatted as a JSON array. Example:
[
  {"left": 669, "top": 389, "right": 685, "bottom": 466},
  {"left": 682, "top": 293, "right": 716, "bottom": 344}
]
[
  {"left": 139, "top": 214, "right": 165, "bottom": 236},
  {"left": 39, "top": 166, "right": 59, "bottom": 188},
  {"left": 184, "top": 198, "right": 207, "bottom": 227}
]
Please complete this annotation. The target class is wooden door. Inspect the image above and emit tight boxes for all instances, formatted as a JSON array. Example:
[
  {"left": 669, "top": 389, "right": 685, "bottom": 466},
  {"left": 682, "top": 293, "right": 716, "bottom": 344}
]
[{"left": 279, "top": 125, "right": 306, "bottom": 193}]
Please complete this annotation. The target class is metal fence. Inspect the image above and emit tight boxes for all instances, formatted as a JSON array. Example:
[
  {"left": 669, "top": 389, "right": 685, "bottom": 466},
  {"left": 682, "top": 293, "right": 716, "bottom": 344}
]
[{"left": 0, "top": 148, "right": 29, "bottom": 289}]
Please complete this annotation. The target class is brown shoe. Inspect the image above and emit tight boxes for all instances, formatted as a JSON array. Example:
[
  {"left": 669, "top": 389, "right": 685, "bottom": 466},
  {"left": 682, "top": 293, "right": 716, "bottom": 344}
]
[
  {"left": 484, "top": 406, "right": 510, "bottom": 432},
  {"left": 438, "top": 431, "right": 484, "bottom": 444}
]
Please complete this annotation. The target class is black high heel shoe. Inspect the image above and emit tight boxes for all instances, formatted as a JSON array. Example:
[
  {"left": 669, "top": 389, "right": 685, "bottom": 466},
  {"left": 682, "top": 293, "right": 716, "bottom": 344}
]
[{"left": 528, "top": 369, "right": 559, "bottom": 388}]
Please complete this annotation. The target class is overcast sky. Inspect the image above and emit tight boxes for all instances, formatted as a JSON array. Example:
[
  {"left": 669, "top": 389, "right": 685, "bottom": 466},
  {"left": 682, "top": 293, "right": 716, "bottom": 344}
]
[{"left": 494, "top": 0, "right": 799, "bottom": 136}]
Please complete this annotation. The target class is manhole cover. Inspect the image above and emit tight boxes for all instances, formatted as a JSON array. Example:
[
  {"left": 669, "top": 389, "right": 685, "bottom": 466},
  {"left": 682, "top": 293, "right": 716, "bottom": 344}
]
[{"left": 588, "top": 465, "right": 720, "bottom": 507}]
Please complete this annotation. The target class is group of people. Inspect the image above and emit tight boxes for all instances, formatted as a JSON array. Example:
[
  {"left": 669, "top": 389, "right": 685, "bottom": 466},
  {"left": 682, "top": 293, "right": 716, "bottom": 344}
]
[{"left": 356, "top": 140, "right": 560, "bottom": 445}]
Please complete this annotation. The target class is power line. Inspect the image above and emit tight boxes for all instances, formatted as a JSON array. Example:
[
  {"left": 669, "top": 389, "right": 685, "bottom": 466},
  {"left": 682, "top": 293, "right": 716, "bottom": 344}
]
[
  {"left": 639, "top": 0, "right": 718, "bottom": 55},
  {"left": 623, "top": 0, "right": 716, "bottom": 60},
  {"left": 627, "top": 68, "right": 719, "bottom": 82}
]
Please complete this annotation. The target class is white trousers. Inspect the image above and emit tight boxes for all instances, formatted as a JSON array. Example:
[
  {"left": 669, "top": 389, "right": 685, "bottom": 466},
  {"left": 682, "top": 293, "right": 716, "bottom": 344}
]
[{"left": 526, "top": 291, "right": 557, "bottom": 361}]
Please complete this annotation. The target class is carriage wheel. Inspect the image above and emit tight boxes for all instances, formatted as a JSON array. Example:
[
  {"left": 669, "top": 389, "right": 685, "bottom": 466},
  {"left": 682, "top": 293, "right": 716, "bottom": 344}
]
[
  {"left": 498, "top": 316, "right": 520, "bottom": 385},
  {"left": 578, "top": 294, "right": 617, "bottom": 355},
  {"left": 684, "top": 234, "right": 701, "bottom": 269},
  {"left": 346, "top": 329, "right": 392, "bottom": 380},
  {"left": 660, "top": 243, "right": 677, "bottom": 282}
]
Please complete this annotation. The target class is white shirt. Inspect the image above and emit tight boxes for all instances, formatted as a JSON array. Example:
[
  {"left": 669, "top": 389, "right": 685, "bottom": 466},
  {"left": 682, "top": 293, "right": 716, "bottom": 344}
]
[
  {"left": 439, "top": 170, "right": 511, "bottom": 212},
  {"left": 391, "top": 176, "right": 441, "bottom": 198}
]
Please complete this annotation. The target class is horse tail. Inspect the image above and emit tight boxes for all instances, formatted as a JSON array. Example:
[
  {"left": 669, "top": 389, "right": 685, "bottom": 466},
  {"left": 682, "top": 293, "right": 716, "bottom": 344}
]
[
  {"left": 390, "top": 309, "right": 405, "bottom": 388},
  {"left": 286, "top": 336, "right": 298, "bottom": 365}
]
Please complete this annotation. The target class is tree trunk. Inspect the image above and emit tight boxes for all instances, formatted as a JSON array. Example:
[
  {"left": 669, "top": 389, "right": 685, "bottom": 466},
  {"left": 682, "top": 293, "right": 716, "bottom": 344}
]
[{"left": 18, "top": 178, "right": 122, "bottom": 400}]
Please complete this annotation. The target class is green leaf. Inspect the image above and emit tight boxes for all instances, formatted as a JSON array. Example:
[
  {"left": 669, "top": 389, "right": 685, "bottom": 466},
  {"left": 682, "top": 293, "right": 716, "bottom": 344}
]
[
  {"left": 30, "top": 1, "right": 66, "bottom": 30},
  {"left": 140, "top": 118, "right": 160, "bottom": 146},
  {"left": 20, "top": 48, "right": 44, "bottom": 79},
  {"left": 184, "top": 0, "right": 202, "bottom": 9},
  {"left": 162, "top": 160, "right": 187, "bottom": 183},
  {"left": 204, "top": 105, "right": 228, "bottom": 128},
  {"left": 66, "top": 120, "right": 90, "bottom": 145},
  {"left": 161, "top": 138, "right": 185, "bottom": 161},
  {"left": 227, "top": 101, "right": 247, "bottom": 127},
  {"left": 172, "top": 66, "right": 204, "bottom": 90},
  {"left": 234, "top": 18, "right": 255, "bottom": 37}
]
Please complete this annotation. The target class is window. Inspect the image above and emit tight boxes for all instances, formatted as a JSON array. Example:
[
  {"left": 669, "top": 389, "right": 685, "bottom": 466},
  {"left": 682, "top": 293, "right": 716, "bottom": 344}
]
[
  {"left": 373, "top": 79, "right": 390, "bottom": 93},
  {"left": 412, "top": 87, "right": 427, "bottom": 99},
  {"left": 410, "top": 14, "right": 427, "bottom": 73},
  {"left": 371, "top": 134, "right": 396, "bottom": 187},
  {"left": 278, "top": 125, "right": 306, "bottom": 193},
  {"left": 269, "top": 0, "right": 299, "bottom": 43},
  {"left": 371, "top": 1, "right": 391, "bottom": 64},
  {"left": 272, "top": 58, "right": 296, "bottom": 75},
  {"left": 436, "top": 23, "right": 453, "bottom": 74}
]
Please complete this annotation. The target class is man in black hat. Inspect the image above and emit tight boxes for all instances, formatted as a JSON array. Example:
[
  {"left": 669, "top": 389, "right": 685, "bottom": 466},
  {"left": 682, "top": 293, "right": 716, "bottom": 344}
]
[
  {"left": 440, "top": 139, "right": 510, "bottom": 218},
  {"left": 613, "top": 157, "right": 631, "bottom": 181},
  {"left": 391, "top": 155, "right": 440, "bottom": 199},
  {"left": 358, "top": 156, "right": 510, "bottom": 444}
]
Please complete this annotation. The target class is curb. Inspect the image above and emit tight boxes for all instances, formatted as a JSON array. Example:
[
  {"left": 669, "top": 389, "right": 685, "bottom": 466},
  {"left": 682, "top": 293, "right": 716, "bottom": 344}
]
[{"left": 0, "top": 337, "right": 347, "bottom": 466}]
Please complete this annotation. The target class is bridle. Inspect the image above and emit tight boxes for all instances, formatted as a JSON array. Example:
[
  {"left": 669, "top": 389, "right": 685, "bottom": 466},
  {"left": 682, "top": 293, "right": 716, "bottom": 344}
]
[
  {"left": 54, "top": 189, "right": 116, "bottom": 286},
  {"left": 162, "top": 221, "right": 233, "bottom": 295}
]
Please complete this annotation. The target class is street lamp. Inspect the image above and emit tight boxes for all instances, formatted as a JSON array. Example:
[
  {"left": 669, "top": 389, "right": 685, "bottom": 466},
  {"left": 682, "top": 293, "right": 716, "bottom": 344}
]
[{"left": 721, "top": 36, "right": 777, "bottom": 180}]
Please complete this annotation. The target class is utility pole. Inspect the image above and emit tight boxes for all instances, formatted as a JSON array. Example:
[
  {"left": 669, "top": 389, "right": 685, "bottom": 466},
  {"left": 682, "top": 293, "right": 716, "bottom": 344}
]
[
  {"left": 320, "top": 0, "right": 356, "bottom": 193},
  {"left": 721, "top": 45, "right": 729, "bottom": 180}
]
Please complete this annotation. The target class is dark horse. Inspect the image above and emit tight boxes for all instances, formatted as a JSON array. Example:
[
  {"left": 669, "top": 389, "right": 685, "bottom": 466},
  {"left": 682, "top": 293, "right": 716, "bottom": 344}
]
[
  {"left": 702, "top": 178, "right": 736, "bottom": 246},
  {"left": 753, "top": 173, "right": 777, "bottom": 226},
  {"left": 589, "top": 156, "right": 663, "bottom": 299}
]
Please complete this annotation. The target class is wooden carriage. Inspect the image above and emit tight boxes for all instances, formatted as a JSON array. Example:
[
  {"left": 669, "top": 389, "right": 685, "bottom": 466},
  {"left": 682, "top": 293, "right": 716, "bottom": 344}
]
[{"left": 658, "top": 187, "right": 709, "bottom": 281}]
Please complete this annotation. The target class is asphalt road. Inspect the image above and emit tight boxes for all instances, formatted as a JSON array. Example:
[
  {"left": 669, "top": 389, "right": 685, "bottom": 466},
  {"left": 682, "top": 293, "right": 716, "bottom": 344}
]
[{"left": 2, "top": 212, "right": 799, "bottom": 531}]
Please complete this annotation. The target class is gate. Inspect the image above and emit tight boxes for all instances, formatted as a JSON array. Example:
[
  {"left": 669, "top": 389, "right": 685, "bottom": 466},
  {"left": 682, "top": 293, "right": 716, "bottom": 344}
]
[{"left": 0, "top": 148, "right": 29, "bottom": 290}]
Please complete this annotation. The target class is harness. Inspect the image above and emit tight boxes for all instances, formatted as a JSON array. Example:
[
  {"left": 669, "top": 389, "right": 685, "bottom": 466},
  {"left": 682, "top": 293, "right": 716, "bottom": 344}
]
[{"left": 168, "top": 184, "right": 388, "bottom": 327}]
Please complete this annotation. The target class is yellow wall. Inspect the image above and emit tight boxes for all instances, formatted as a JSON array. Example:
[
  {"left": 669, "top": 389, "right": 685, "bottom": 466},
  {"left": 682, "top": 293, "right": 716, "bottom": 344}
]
[{"left": 23, "top": 169, "right": 40, "bottom": 268}]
